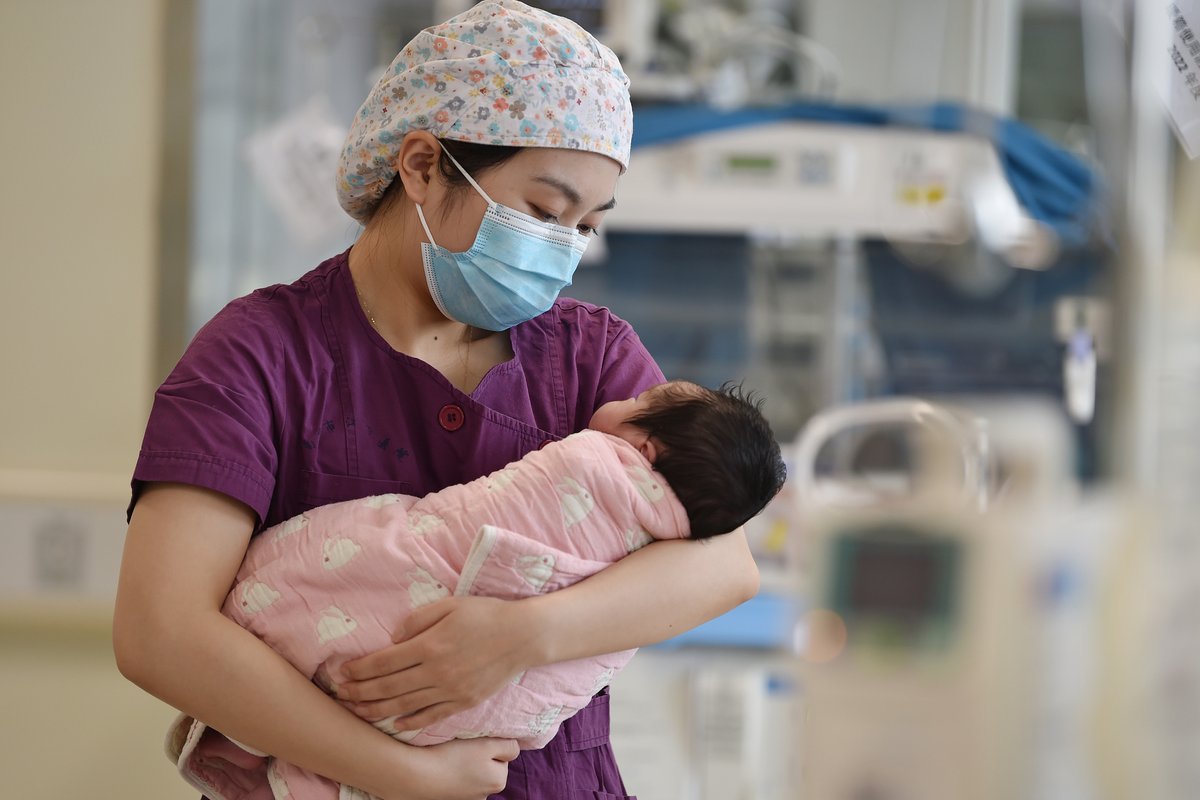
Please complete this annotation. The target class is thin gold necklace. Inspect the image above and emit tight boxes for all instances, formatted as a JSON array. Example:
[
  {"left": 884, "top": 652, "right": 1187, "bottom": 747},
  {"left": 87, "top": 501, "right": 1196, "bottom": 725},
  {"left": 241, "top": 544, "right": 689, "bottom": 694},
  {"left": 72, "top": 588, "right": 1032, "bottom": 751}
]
[
  {"left": 357, "top": 280, "right": 476, "bottom": 384},
  {"left": 354, "top": 283, "right": 378, "bottom": 330}
]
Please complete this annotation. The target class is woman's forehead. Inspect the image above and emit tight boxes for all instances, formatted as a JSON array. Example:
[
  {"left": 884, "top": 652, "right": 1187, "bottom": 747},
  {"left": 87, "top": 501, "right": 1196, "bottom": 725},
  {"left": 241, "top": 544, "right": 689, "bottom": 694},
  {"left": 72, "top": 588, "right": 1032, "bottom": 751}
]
[{"left": 500, "top": 148, "right": 620, "bottom": 206}]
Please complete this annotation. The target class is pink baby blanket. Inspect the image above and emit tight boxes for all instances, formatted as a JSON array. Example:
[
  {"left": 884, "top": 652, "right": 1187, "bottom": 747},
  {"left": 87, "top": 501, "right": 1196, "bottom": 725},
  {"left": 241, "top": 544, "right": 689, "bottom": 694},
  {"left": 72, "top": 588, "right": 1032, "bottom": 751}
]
[{"left": 167, "top": 430, "right": 689, "bottom": 800}]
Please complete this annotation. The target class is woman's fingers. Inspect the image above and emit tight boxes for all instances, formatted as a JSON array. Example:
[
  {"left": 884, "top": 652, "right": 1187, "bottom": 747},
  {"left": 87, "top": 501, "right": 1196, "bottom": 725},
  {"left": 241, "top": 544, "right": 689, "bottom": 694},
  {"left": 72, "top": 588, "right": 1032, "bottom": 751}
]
[
  {"left": 340, "top": 641, "right": 421, "bottom": 683},
  {"left": 387, "top": 700, "right": 464, "bottom": 731},
  {"left": 337, "top": 661, "right": 429, "bottom": 703},
  {"left": 336, "top": 596, "right": 529, "bottom": 731},
  {"left": 345, "top": 686, "right": 444, "bottom": 721},
  {"left": 419, "top": 738, "right": 518, "bottom": 798},
  {"left": 340, "top": 598, "right": 461, "bottom": 683},
  {"left": 490, "top": 739, "right": 520, "bottom": 763},
  {"left": 395, "top": 597, "right": 458, "bottom": 642}
]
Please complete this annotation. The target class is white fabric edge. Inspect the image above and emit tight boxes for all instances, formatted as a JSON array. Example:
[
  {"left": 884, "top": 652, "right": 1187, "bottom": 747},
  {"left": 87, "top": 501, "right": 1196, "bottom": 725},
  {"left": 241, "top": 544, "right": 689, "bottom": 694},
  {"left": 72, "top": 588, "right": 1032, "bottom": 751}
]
[
  {"left": 165, "top": 713, "right": 224, "bottom": 799},
  {"left": 455, "top": 524, "right": 501, "bottom": 597}
]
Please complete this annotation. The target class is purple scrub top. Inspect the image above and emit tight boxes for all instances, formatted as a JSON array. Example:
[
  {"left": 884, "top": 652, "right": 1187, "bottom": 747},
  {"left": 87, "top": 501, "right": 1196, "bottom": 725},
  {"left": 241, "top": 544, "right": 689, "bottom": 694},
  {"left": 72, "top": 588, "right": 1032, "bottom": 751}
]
[{"left": 130, "top": 249, "right": 662, "bottom": 799}]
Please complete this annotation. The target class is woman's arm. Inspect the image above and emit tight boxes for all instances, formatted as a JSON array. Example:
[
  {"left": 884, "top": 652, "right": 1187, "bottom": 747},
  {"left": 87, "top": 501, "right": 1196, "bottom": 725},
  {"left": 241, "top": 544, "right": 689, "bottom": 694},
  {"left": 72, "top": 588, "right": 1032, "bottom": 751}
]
[
  {"left": 113, "top": 483, "right": 516, "bottom": 800},
  {"left": 531, "top": 528, "right": 760, "bottom": 659},
  {"left": 338, "top": 529, "right": 759, "bottom": 725}
]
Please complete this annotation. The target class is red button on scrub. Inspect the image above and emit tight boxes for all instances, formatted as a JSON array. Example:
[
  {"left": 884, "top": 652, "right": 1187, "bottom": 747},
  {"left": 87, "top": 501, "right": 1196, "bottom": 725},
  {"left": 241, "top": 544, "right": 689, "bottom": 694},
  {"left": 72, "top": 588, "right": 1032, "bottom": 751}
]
[{"left": 438, "top": 403, "right": 465, "bottom": 431}]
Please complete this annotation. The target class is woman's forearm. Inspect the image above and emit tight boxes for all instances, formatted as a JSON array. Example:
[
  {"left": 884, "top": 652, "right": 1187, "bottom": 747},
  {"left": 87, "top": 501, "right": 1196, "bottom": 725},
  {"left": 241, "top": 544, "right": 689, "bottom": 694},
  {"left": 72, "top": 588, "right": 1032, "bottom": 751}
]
[
  {"left": 114, "top": 484, "right": 428, "bottom": 798},
  {"left": 525, "top": 528, "right": 760, "bottom": 665},
  {"left": 116, "top": 607, "right": 420, "bottom": 798}
]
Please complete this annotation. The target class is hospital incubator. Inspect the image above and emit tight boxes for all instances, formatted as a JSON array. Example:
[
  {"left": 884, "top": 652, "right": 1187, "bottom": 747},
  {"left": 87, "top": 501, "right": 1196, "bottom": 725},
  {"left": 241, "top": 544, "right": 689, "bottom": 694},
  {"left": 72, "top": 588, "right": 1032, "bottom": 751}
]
[{"left": 790, "top": 396, "right": 1149, "bottom": 800}]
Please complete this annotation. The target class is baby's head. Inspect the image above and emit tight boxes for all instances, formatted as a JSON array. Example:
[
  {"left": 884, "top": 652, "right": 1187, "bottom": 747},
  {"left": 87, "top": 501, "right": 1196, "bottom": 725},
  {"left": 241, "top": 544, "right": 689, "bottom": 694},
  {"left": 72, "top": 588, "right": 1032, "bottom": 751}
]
[{"left": 589, "top": 381, "right": 787, "bottom": 539}]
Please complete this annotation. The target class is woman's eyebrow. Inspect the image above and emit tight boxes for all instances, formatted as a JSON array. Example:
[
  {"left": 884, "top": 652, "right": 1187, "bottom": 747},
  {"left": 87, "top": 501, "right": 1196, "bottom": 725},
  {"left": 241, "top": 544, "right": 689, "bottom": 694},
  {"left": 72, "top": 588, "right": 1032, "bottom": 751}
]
[{"left": 533, "top": 175, "right": 616, "bottom": 212}]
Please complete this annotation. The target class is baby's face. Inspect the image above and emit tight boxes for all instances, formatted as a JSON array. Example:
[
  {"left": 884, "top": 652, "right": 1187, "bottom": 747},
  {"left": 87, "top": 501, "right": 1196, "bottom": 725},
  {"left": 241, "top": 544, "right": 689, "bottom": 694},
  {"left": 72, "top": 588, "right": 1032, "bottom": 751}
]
[
  {"left": 587, "top": 380, "right": 701, "bottom": 449},
  {"left": 588, "top": 386, "right": 659, "bottom": 445}
]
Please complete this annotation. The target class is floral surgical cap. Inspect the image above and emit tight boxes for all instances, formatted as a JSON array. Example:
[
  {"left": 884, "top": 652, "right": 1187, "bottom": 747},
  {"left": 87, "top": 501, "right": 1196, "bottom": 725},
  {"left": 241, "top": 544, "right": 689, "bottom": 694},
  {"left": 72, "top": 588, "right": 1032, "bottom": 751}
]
[{"left": 336, "top": 0, "right": 633, "bottom": 223}]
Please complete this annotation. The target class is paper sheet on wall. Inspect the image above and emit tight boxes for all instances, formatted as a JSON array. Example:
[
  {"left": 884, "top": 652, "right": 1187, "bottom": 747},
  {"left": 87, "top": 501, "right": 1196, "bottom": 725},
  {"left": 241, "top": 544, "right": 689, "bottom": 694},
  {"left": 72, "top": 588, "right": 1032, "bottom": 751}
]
[
  {"left": 244, "top": 99, "right": 350, "bottom": 243},
  {"left": 1165, "top": 1, "right": 1200, "bottom": 158}
]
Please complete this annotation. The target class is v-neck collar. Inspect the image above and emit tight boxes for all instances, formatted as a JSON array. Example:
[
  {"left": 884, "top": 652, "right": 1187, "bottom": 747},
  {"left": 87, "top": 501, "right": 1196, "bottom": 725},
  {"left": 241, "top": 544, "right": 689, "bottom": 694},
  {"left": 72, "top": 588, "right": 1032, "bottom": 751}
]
[{"left": 338, "top": 249, "right": 524, "bottom": 400}]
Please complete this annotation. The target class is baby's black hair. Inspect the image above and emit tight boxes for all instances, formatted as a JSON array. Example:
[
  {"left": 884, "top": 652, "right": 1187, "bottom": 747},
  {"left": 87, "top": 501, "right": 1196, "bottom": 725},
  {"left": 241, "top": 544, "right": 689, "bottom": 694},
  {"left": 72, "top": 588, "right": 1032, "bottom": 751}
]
[{"left": 627, "top": 382, "right": 787, "bottom": 539}]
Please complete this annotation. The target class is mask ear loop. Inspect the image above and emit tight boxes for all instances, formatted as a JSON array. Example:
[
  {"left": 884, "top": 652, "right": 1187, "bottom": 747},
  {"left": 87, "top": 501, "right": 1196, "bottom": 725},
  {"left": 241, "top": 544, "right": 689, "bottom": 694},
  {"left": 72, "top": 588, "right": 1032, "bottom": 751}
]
[
  {"left": 414, "top": 203, "right": 439, "bottom": 249},
  {"left": 416, "top": 140, "right": 498, "bottom": 249},
  {"left": 437, "top": 142, "right": 497, "bottom": 207},
  {"left": 431, "top": 140, "right": 590, "bottom": 255}
]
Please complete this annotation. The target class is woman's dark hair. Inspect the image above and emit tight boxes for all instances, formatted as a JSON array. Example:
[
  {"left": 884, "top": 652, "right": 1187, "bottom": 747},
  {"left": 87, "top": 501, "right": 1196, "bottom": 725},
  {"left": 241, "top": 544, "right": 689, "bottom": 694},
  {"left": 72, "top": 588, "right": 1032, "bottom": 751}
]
[
  {"left": 435, "top": 140, "right": 523, "bottom": 221},
  {"left": 437, "top": 139, "right": 523, "bottom": 188},
  {"left": 369, "top": 139, "right": 523, "bottom": 223},
  {"left": 628, "top": 382, "right": 788, "bottom": 539}
]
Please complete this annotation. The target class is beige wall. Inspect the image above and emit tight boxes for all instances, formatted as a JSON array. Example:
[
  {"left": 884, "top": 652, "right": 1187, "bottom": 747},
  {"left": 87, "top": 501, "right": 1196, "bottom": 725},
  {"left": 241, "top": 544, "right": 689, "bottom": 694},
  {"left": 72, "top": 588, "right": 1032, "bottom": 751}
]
[
  {"left": 0, "top": 0, "right": 160, "bottom": 496},
  {"left": 0, "top": 1, "right": 191, "bottom": 797},
  {"left": 0, "top": 2, "right": 1196, "bottom": 798},
  {"left": 1, "top": 617, "right": 194, "bottom": 799}
]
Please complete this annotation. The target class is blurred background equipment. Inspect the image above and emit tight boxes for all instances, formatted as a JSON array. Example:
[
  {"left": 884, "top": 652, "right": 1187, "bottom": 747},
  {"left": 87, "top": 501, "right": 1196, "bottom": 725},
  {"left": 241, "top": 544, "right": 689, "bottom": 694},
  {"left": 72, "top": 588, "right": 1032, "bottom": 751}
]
[
  {"left": 114, "top": 2, "right": 1200, "bottom": 799},
  {"left": 791, "top": 395, "right": 1144, "bottom": 800},
  {"left": 177, "top": 0, "right": 1109, "bottom": 449},
  {"left": 5, "top": 0, "right": 1200, "bottom": 797}
]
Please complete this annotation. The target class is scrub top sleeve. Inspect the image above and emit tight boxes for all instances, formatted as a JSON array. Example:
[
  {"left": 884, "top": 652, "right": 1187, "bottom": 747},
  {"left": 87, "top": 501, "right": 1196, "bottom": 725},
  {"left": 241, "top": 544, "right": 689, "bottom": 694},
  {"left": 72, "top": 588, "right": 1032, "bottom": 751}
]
[
  {"left": 128, "top": 302, "right": 281, "bottom": 525},
  {"left": 596, "top": 317, "right": 666, "bottom": 406}
]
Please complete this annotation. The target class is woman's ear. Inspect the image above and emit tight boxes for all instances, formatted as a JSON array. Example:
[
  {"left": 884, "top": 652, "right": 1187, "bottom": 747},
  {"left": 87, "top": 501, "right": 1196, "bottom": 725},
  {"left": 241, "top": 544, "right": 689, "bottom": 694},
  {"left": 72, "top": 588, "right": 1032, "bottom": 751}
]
[{"left": 394, "top": 131, "right": 442, "bottom": 205}]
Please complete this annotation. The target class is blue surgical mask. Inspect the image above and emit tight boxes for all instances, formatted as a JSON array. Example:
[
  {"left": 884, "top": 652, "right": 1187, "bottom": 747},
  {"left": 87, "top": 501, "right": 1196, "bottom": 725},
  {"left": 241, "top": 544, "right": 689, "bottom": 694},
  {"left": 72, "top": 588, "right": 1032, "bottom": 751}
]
[{"left": 415, "top": 147, "right": 591, "bottom": 331}]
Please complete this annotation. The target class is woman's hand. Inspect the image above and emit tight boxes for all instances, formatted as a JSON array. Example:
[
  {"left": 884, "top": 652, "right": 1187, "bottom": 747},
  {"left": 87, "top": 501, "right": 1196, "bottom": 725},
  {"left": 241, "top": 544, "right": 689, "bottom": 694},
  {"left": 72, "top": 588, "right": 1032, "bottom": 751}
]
[
  {"left": 338, "top": 533, "right": 757, "bottom": 732},
  {"left": 118, "top": 484, "right": 521, "bottom": 798},
  {"left": 382, "top": 738, "right": 518, "bottom": 800},
  {"left": 337, "top": 596, "right": 546, "bottom": 729}
]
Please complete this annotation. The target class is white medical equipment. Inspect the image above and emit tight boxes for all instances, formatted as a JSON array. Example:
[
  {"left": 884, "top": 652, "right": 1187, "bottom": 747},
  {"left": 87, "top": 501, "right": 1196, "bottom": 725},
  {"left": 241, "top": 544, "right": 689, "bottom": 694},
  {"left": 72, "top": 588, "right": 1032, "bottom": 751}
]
[
  {"left": 792, "top": 398, "right": 1020, "bottom": 799},
  {"left": 790, "top": 396, "right": 1137, "bottom": 800},
  {"left": 604, "top": 122, "right": 1039, "bottom": 253},
  {"left": 601, "top": 120, "right": 1067, "bottom": 433}
]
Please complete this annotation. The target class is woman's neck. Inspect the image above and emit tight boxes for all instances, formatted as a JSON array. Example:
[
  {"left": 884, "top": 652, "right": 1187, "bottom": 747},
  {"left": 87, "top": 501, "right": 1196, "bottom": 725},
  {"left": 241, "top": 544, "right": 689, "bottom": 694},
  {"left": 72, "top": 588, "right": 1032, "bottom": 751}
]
[
  {"left": 347, "top": 217, "right": 513, "bottom": 394},
  {"left": 348, "top": 216, "right": 473, "bottom": 352}
]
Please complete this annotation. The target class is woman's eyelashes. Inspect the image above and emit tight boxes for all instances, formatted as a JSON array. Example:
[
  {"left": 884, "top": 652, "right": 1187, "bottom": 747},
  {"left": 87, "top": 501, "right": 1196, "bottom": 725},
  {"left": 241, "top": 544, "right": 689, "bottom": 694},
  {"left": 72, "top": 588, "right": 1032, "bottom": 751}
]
[{"left": 530, "top": 205, "right": 598, "bottom": 237}]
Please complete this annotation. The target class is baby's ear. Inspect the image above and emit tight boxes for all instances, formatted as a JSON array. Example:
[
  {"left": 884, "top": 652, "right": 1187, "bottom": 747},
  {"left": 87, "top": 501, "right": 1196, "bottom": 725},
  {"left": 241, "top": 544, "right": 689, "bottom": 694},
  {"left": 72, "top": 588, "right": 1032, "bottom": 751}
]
[{"left": 638, "top": 435, "right": 659, "bottom": 464}]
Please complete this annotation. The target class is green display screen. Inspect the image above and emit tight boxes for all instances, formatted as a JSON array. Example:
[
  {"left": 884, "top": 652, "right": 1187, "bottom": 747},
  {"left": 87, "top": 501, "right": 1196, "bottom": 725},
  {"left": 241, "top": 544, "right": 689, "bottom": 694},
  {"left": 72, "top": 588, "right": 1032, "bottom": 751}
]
[
  {"left": 829, "top": 525, "right": 961, "bottom": 649},
  {"left": 725, "top": 154, "right": 777, "bottom": 173}
]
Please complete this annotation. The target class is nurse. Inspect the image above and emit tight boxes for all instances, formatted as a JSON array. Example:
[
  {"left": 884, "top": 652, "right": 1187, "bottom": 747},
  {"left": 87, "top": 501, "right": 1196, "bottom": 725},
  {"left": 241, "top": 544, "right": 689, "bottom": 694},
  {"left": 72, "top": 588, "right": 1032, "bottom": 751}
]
[{"left": 113, "top": 2, "right": 759, "bottom": 798}]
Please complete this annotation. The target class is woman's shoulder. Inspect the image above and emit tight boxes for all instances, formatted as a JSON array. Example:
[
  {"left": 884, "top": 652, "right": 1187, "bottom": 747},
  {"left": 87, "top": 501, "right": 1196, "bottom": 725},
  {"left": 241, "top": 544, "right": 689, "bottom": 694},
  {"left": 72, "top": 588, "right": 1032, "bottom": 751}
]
[
  {"left": 537, "top": 297, "right": 660, "bottom": 370},
  {"left": 520, "top": 298, "right": 665, "bottom": 431},
  {"left": 547, "top": 297, "right": 661, "bottom": 371},
  {"left": 547, "top": 296, "right": 636, "bottom": 344},
  {"left": 164, "top": 253, "right": 345, "bottom": 383},
  {"left": 182, "top": 255, "right": 346, "bottom": 365}
]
